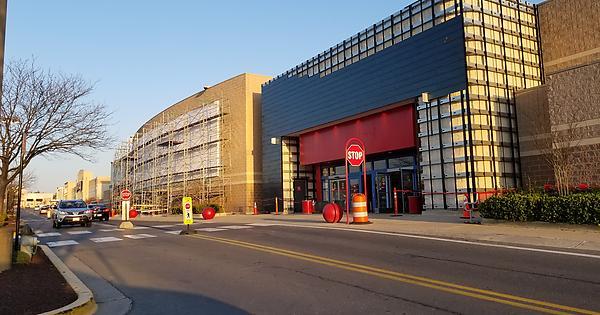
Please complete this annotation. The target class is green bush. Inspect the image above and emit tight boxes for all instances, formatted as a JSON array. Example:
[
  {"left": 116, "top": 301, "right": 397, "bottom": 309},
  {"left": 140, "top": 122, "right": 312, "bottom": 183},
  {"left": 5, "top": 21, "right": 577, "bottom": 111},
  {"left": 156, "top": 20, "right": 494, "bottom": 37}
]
[{"left": 479, "top": 191, "right": 600, "bottom": 224}]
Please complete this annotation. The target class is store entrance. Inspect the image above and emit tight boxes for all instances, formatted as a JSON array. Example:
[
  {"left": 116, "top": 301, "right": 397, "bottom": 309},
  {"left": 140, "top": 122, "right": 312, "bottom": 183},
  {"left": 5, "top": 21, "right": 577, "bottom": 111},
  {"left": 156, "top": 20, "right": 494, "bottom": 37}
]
[{"left": 319, "top": 155, "right": 417, "bottom": 214}]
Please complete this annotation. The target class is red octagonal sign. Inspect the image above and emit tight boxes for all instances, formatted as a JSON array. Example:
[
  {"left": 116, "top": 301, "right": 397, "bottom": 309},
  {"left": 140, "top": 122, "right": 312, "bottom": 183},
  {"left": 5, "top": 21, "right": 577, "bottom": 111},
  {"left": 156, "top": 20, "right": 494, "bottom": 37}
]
[
  {"left": 346, "top": 144, "right": 365, "bottom": 167},
  {"left": 121, "top": 189, "right": 132, "bottom": 201}
]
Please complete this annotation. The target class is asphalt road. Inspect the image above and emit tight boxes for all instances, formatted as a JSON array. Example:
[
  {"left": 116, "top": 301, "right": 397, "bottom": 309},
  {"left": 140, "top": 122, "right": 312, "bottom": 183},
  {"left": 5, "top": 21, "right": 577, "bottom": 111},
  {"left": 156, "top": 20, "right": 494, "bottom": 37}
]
[{"left": 22, "top": 209, "right": 600, "bottom": 315}]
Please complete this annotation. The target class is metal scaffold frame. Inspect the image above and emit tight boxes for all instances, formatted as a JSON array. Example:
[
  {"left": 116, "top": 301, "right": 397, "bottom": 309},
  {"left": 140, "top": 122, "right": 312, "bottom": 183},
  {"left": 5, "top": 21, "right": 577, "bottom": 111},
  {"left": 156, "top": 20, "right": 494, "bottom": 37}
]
[{"left": 111, "top": 96, "right": 232, "bottom": 214}]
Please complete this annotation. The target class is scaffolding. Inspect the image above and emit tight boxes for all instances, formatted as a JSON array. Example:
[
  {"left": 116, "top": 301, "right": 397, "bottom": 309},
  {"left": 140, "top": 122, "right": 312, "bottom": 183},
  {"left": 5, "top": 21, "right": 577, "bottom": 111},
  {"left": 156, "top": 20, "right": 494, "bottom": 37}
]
[{"left": 111, "top": 97, "right": 232, "bottom": 214}]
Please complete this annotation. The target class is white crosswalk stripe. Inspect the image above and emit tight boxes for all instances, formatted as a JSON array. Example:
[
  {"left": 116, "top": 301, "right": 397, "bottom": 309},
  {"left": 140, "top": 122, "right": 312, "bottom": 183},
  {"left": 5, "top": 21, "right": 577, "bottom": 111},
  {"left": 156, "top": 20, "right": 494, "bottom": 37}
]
[
  {"left": 196, "top": 228, "right": 227, "bottom": 232},
  {"left": 132, "top": 226, "right": 150, "bottom": 230},
  {"left": 46, "top": 240, "right": 79, "bottom": 247},
  {"left": 67, "top": 231, "right": 93, "bottom": 235},
  {"left": 164, "top": 230, "right": 182, "bottom": 235},
  {"left": 220, "top": 225, "right": 253, "bottom": 230},
  {"left": 246, "top": 223, "right": 276, "bottom": 227},
  {"left": 123, "top": 234, "right": 157, "bottom": 239},
  {"left": 37, "top": 232, "right": 61, "bottom": 237},
  {"left": 152, "top": 224, "right": 177, "bottom": 228},
  {"left": 90, "top": 237, "right": 122, "bottom": 243},
  {"left": 100, "top": 228, "right": 123, "bottom": 232}
]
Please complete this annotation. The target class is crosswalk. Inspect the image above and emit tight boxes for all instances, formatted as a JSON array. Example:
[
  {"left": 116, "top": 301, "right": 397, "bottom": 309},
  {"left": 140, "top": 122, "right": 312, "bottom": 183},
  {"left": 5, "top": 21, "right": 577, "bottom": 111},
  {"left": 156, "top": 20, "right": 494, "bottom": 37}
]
[{"left": 37, "top": 224, "right": 269, "bottom": 248}]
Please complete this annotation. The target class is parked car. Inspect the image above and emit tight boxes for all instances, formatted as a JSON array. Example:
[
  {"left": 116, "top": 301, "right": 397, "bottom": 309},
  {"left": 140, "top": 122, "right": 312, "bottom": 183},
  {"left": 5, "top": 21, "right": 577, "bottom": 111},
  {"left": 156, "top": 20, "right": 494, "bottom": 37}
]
[
  {"left": 34, "top": 206, "right": 41, "bottom": 212},
  {"left": 88, "top": 203, "right": 110, "bottom": 221},
  {"left": 39, "top": 205, "right": 50, "bottom": 215},
  {"left": 52, "top": 200, "right": 92, "bottom": 228}
]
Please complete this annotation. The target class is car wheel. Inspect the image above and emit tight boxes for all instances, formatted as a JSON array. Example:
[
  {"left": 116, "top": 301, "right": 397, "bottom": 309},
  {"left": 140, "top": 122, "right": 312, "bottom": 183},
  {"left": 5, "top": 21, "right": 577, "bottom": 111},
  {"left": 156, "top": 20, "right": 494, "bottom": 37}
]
[
  {"left": 55, "top": 222, "right": 61, "bottom": 229},
  {"left": 104, "top": 215, "right": 109, "bottom": 221},
  {"left": 86, "top": 221, "right": 92, "bottom": 227}
]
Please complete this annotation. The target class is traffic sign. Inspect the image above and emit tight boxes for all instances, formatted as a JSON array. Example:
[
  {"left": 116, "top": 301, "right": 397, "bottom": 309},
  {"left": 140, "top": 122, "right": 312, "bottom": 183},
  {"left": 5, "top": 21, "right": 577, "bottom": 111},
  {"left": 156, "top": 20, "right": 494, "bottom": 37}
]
[
  {"left": 182, "top": 197, "right": 193, "bottom": 225},
  {"left": 346, "top": 144, "right": 365, "bottom": 167},
  {"left": 121, "top": 189, "right": 132, "bottom": 201}
]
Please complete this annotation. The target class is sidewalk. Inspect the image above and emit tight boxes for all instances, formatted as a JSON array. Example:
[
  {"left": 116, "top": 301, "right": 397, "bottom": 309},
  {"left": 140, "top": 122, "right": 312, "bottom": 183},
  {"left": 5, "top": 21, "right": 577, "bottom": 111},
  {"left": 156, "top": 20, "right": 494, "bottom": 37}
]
[{"left": 127, "top": 211, "right": 600, "bottom": 253}]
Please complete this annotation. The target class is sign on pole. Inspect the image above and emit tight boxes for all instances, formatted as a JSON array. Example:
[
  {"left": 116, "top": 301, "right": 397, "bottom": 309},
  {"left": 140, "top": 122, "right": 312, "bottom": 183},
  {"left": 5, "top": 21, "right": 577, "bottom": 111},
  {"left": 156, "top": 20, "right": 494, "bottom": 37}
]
[
  {"left": 121, "top": 189, "right": 132, "bottom": 201},
  {"left": 182, "top": 197, "right": 193, "bottom": 225},
  {"left": 345, "top": 138, "right": 367, "bottom": 224},
  {"left": 346, "top": 144, "right": 365, "bottom": 167}
]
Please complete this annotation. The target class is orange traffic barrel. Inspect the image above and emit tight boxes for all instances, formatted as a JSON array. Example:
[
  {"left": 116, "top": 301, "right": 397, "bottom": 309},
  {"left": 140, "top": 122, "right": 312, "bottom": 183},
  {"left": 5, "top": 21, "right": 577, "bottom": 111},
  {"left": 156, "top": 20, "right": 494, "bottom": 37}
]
[{"left": 351, "top": 193, "right": 370, "bottom": 224}]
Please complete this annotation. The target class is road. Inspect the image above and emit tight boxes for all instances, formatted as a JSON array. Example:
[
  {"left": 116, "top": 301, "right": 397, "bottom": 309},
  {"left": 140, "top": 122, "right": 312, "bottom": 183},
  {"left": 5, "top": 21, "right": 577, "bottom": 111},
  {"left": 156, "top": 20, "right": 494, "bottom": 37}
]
[{"left": 22, "top": 209, "right": 600, "bottom": 315}]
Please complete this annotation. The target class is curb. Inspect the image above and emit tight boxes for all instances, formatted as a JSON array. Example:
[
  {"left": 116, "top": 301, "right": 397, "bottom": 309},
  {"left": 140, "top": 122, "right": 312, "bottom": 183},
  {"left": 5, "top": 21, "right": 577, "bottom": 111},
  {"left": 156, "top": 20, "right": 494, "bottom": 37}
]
[{"left": 38, "top": 245, "right": 97, "bottom": 315}]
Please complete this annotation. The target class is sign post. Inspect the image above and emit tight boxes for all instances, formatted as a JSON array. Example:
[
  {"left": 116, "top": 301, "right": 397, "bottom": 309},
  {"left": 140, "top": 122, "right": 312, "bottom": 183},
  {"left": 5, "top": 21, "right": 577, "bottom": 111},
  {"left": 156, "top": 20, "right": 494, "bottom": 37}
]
[
  {"left": 180, "top": 197, "right": 196, "bottom": 235},
  {"left": 118, "top": 189, "right": 134, "bottom": 229},
  {"left": 345, "top": 138, "right": 367, "bottom": 225}
]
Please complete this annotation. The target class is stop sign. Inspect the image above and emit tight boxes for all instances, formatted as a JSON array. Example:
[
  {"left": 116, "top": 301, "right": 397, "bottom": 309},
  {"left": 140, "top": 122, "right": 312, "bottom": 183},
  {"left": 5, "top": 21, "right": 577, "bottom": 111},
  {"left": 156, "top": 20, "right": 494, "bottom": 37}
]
[
  {"left": 121, "top": 189, "right": 132, "bottom": 201},
  {"left": 346, "top": 144, "right": 365, "bottom": 167}
]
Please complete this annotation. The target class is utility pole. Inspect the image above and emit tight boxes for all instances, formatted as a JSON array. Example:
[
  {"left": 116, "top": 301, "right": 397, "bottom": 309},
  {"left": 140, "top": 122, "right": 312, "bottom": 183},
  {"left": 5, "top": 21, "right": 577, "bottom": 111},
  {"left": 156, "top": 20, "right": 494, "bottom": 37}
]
[{"left": 13, "top": 132, "right": 26, "bottom": 259}]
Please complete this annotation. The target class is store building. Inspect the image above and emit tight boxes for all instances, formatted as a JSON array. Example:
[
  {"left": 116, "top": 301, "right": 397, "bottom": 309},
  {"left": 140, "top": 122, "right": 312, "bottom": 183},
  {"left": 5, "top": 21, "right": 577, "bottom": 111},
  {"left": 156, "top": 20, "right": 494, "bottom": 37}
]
[
  {"left": 262, "top": 0, "right": 542, "bottom": 211},
  {"left": 111, "top": 73, "right": 270, "bottom": 214},
  {"left": 516, "top": 0, "right": 600, "bottom": 188},
  {"left": 56, "top": 171, "right": 111, "bottom": 203}
]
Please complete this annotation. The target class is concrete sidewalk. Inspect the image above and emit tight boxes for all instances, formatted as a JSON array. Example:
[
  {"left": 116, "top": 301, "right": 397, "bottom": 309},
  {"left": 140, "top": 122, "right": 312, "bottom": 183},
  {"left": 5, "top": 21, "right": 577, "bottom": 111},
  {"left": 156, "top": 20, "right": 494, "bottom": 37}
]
[{"left": 126, "top": 211, "right": 600, "bottom": 253}]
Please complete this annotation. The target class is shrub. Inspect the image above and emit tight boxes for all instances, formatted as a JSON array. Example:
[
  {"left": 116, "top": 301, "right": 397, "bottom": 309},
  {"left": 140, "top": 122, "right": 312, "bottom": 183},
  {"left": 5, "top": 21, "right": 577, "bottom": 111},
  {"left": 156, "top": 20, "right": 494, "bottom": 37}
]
[{"left": 479, "top": 191, "right": 600, "bottom": 224}]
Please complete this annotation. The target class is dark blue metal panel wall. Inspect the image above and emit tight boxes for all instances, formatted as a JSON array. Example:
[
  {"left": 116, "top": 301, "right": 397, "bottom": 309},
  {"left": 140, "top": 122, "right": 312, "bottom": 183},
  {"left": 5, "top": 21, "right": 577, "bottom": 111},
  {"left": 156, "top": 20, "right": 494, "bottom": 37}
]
[{"left": 261, "top": 18, "right": 467, "bottom": 201}]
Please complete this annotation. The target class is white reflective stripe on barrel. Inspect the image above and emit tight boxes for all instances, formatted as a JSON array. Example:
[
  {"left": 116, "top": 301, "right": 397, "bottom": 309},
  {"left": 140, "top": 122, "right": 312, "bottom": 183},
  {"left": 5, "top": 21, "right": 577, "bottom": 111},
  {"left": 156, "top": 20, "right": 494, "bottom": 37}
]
[
  {"left": 352, "top": 202, "right": 367, "bottom": 207},
  {"left": 353, "top": 211, "right": 368, "bottom": 218}
]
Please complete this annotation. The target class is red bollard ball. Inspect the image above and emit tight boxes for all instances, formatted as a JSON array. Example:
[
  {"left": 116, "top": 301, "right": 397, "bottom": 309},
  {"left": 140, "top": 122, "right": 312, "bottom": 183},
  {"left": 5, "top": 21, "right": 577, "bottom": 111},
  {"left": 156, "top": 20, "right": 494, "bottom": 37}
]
[
  {"left": 202, "top": 207, "right": 216, "bottom": 220},
  {"left": 333, "top": 203, "right": 344, "bottom": 223},
  {"left": 323, "top": 203, "right": 341, "bottom": 223},
  {"left": 129, "top": 208, "right": 138, "bottom": 219}
]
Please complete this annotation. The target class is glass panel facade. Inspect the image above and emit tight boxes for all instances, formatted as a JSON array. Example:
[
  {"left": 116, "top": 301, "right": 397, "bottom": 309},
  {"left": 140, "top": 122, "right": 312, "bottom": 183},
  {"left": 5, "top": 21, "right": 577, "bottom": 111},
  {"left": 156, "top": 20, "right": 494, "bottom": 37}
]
[{"left": 419, "top": 0, "right": 542, "bottom": 209}]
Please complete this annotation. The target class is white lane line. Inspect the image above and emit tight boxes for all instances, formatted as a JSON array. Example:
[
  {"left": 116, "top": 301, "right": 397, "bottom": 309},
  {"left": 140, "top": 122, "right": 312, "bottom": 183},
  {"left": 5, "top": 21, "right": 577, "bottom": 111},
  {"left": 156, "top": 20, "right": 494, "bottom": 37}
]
[
  {"left": 123, "top": 234, "right": 157, "bottom": 239},
  {"left": 270, "top": 223, "right": 600, "bottom": 260},
  {"left": 164, "top": 231, "right": 182, "bottom": 235},
  {"left": 152, "top": 225, "right": 177, "bottom": 228},
  {"left": 246, "top": 223, "right": 276, "bottom": 227},
  {"left": 196, "top": 228, "right": 227, "bottom": 232},
  {"left": 46, "top": 240, "right": 79, "bottom": 247},
  {"left": 37, "top": 232, "right": 61, "bottom": 237},
  {"left": 220, "top": 225, "right": 253, "bottom": 230},
  {"left": 90, "top": 237, "right": 122, "bottom": 243},
  {"left": 67, "top": 231, "right": 93, "bottom": 235},
  {"left": 99, "top": 228, "right": 123, "bottom": 232}
]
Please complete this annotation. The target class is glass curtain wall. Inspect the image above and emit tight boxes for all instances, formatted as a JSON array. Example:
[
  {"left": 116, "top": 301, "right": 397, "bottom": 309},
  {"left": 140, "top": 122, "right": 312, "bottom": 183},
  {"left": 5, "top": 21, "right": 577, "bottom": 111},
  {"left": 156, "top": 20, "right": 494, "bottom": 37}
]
[{"left": 418, "top": 0, "right": 542, "bottom": 209}]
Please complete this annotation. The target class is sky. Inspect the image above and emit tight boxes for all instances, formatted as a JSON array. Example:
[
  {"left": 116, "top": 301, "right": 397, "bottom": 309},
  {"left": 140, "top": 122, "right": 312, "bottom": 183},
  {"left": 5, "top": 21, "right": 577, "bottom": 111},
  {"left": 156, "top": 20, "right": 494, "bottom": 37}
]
[{"left": 5, "top": 0, "right": 541, "bottom": 193}]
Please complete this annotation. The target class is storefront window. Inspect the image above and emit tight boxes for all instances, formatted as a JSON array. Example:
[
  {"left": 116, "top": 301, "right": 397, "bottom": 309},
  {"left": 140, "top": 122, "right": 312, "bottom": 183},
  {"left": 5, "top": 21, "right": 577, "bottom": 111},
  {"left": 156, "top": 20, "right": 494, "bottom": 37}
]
[
  {"left": 373, "top": 159, "right": 387, "bottom": 170},
  {"left": 389, "top": 156, "right": 414, "bottom": 168},
  {"left": 333, "top": 165, "right": 345, "bottom": 176}
]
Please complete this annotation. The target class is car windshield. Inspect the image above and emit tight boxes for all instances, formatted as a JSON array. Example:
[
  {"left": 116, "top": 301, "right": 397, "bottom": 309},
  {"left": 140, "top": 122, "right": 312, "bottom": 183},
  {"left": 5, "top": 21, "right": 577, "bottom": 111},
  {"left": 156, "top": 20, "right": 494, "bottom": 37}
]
[{"left": 60, "top": 201, "right": 87, "bottom": 209}]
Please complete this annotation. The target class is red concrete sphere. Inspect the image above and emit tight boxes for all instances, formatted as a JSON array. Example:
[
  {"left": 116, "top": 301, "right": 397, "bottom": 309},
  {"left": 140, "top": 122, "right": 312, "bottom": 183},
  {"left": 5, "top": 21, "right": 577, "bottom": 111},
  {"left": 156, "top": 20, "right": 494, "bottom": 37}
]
[
  {"left": 202, "top": 207, "right": 216, "bottom": 220},
  {"left": 323, "top": 203, "right": 342, "bottom": 223},
  {"left": 129, "top": 209, "right": 138, "bottom": 219}
]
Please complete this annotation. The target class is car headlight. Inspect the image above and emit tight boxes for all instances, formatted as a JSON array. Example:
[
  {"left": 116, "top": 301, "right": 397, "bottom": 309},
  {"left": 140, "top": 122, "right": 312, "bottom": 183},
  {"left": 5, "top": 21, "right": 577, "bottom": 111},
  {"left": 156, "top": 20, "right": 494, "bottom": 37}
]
[{"left": 59, "top": 211, "right": 68, "bottom": 215}]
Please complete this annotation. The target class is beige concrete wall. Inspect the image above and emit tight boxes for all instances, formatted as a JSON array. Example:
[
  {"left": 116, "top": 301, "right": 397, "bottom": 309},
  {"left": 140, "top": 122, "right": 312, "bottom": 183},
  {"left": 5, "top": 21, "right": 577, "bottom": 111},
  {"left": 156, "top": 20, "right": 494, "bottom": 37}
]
[
  {"left": 517, "top": 59, "right": 600, "bottom": 188},
  {"left": 139, "top": 73, "right": 270, "bottom": 213},
  {"left": 538, "top": 0, "right": 600, "bottom": 74}
]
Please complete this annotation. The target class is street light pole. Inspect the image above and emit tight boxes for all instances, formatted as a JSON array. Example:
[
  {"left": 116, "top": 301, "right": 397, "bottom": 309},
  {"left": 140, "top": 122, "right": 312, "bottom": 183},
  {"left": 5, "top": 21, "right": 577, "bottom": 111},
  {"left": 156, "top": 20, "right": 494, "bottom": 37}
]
[{"left": 12, "top": 132, "right": 26, "bottom": 259}]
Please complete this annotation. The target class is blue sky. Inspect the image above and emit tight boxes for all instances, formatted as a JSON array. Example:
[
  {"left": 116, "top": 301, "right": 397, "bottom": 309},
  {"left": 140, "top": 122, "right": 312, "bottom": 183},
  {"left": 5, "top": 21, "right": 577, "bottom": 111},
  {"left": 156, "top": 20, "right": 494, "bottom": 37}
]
[{"left": 6, "top": 0, "right": 541, "bottom": 192}]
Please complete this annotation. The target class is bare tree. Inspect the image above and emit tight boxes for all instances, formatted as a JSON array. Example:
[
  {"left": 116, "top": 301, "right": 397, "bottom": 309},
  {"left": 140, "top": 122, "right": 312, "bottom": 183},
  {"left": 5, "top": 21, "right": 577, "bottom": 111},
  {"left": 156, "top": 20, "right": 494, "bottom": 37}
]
[
  {"left": 525, "top": 90, "right": 596, "bottom": 196},
  {"left": 0, "top": 59, "right": 113, "bottom": 223}
]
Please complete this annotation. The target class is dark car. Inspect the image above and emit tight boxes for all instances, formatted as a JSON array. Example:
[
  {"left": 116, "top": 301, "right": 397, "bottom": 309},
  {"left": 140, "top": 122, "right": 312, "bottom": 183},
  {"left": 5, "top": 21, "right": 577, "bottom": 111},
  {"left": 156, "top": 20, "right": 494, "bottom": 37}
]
[
  {"left": 88, "top": 203, "right": 110, "bottom": 221},
  {"left": 53, "top": 200, "right": 92, "bottom": 228}
]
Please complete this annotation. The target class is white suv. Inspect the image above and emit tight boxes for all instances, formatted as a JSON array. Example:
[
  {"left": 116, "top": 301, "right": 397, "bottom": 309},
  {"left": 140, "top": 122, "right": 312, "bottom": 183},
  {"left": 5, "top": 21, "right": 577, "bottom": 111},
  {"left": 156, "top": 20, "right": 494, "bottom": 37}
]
[{"left": 52, "top": 200, "right": 93, "bottom": 228}]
